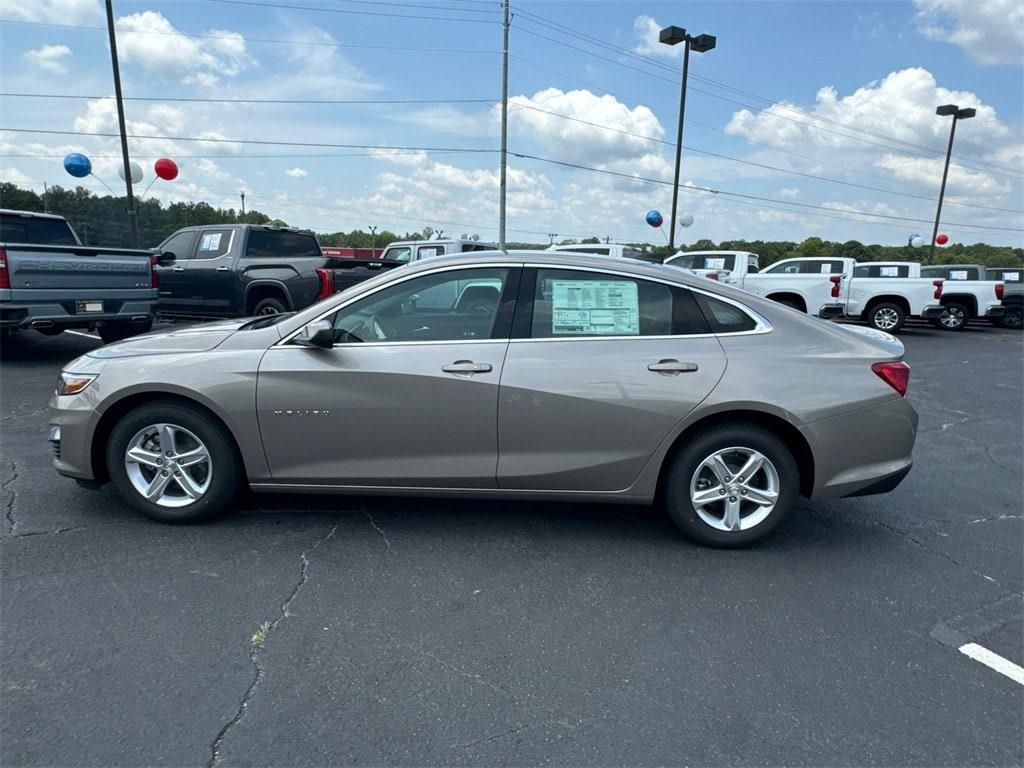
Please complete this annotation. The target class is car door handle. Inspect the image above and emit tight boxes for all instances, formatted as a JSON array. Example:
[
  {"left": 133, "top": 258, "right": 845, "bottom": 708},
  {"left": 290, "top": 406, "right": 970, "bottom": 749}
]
[
  {"left": 216, "top": 266, "right": 230, "bottom": 272},
  {"left": 172, "top": 266, "right": 186, "bottom": 272},
  {"left": 442, "top": 360, "right": 492, "bottom": 374},
  {"left": 648, "top": 359, "right": 698, "bottom": 374}
]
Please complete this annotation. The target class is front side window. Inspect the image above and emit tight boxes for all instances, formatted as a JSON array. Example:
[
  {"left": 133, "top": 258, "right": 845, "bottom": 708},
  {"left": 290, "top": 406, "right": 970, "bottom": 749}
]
[
  {"left": 528, "top": 269, "right": 709, "bottom": 338},
  {"left": 195, "top": 229, "right": 233, "bottom": 259},
  {"left": 159, "top": 230, "right": 198, "bottom": 261},
  {"left": 669, "top": 254, "right": 737, "bottom": 271},
  {"left": 329, "top": 267, "right": 509, "bottom": 344},
  {"left": 384, "top": 246, "right": 412, "bottom": 263}
]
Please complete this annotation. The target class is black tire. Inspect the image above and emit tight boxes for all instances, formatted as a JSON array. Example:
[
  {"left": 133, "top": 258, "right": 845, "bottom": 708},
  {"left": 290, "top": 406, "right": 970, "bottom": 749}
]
[
  {"left": 252, "top": 297, "right": 287, "bottom": 316},
  {"left": 36, "top": 327, "right": 64, "bottom": 337},
  {"left": 99, "top": 319, "right": 152, "bottom": 344},
  {"left": 106, "top": 401, "right": 243, "bottom": 523},
  {"left": 937, "top": 302, "right": 969, "bottom": 331},
  {"left": 774, "top": 298, "right": 804, "bottom": 312},
  {"left": 866, "top": 302, "right": 905, "bottom": 333},
  {"left": 662, "top": 423, "right": 799, "bottom": 548},
  {"left": 998, "top": 305, "right": 1022, "bottom": 330}
]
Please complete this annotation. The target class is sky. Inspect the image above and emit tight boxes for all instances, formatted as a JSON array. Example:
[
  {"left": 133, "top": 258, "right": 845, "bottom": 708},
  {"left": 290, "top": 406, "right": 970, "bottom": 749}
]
[{"left": 0, "top": 0, "right": 1021, "bottom": 247}]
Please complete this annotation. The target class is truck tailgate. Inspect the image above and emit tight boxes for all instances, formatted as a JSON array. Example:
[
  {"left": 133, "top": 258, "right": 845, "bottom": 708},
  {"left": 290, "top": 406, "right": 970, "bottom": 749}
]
[{"left": 3, "top": 244, "right": 152, "bottom": 294}]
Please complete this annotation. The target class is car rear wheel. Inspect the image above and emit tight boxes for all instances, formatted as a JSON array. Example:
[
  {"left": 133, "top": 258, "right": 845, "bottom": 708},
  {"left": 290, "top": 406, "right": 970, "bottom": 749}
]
[
  {"left": 253, "top": 297, "right": 287, "bottom": 316},
  {"left": 867, "top": 303, "right": 905, "bottom": 333},
  {"left": 99, "top": 319, "right": 152, "bottom": 344},
  {"left": 998, "top": 305, "right": 1022, "bottom": 330},
  {"left": 937, "top": 302, "right": 968, "bottom": 331},
  {"left": 663, "top": 423, "right": 798, "bottom": 547},
  {"left": 106, "top": 402, "right": 242, "bottom": 523}
]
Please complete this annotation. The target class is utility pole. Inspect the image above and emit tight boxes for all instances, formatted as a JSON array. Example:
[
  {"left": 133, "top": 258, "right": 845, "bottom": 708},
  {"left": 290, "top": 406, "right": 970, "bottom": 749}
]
[
  {"left": 240, "top": 190, "right": 246, "bottom": 218},
  {"left": 929, "top": 104, "right": 975, "bottom": 263},
  {"left": 105, "top": 0, "right": 139, "bottom": 247},
  {"left": 43, "top": 181, "right": 49, "bottom": 213},
  {"left": 369, "top": 225, "right": 378, "bottom": 258},
  {"left": 498, "top": 0, "right": 510, "bottom": 251}
]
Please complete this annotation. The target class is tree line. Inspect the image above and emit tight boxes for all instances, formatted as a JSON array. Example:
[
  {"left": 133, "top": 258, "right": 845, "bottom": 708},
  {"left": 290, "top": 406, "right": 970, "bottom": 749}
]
[{"left": 2, "top": 183, "right": 1020, "bottom": 267}]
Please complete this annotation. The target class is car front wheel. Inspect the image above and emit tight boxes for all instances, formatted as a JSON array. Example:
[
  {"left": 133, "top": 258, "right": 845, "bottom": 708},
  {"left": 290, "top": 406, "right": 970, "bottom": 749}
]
[
  {"left": 937, "top": 303, "right": 969, "bottom": 331},
  {"left": 867, "top": 303, "right": 905, "bottom": 333},
  {"left": 106, "top": 402, "right": 242, "bottom": 523},
  {"left": 663, "top": 423, "right": 799, "bottom": 547}
]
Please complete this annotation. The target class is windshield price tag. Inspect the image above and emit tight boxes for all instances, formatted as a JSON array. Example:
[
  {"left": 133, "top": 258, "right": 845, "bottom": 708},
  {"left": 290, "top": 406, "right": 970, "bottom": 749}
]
[
  {"left": 880, "top": 266, "right": 898, "bottom": 277},
  {"left": 199, "top": 233, "right": 223, "bottom": 251},
  {"left": 705, "top": 257, "right": 727, "bottom": 270},
  {"left": 551, "top": 280, "right": 639, "bottom": 335},
  {"left": 949, "top": 270, "right": 968, "bottom": 280}
]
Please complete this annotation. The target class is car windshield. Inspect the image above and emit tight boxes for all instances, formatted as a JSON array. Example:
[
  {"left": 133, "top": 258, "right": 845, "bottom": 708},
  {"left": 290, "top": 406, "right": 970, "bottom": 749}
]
[{"left": 669, "top": 254, "right": 736, "bottom": 271}]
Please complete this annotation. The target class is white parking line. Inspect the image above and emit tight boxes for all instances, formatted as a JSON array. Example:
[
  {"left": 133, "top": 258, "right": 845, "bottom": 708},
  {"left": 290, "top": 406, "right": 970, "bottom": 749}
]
[
  {"left": 65, "top": 330, "right": 100, "bottom": 340},
  {"left": 959, "top": 643, "right": 1024, "bottom": 685}
]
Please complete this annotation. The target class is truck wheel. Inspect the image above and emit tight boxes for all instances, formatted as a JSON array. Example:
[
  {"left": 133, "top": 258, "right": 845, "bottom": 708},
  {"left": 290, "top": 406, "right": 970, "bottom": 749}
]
[
  {"left": 867, "top": 303, "right": 905, "bottom": 332},
  {"left": 662, "top": 422, "right": 798, "bottom": 548},
  {"left": 938, "top": 303, "right": 968, "bottom": 331},
  {"left": 253, "top": 297, "right": 287, "bottom": 316},
  {"left": 106, "top": 401, "right": 242, "bottom": 523},
  {"left": 99, "top": 319, "right": 152, "bottom": 344},
  {"left": 998, "top": 305, "right": 1022, "bottom": 330}
]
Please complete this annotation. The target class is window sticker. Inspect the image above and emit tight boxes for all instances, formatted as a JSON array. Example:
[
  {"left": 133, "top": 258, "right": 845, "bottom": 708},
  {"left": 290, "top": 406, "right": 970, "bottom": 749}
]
[
  {"left": 705, "top": 257, "right": 726, "bottom": 270},
  {"left": 949, "top": 269, "right": 968, "bottom": 280},
  {"left": 820, "top": 263, "right": 832, "bottom": 274},
  {"left": 199, "top": 233, "right": 223, "bottom": 251},
  {"left": 1002, "top": 272, "right": 1020, "bottom": 281},
  {"left": 880, "top": 266, "right": 898, "bottom": 277},
  {"left": 551, "top": 279, "right": 639, "bottom": 335}
]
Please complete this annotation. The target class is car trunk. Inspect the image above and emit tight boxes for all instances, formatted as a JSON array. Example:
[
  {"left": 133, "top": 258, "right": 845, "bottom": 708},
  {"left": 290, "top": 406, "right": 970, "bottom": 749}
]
[{"left": 4, "top": 245, "right": 152, "bottom": 295}]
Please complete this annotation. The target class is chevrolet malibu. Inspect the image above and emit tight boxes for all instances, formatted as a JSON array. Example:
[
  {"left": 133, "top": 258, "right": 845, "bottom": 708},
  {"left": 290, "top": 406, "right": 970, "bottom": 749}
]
[{"left": 50, "top": 252, "right": 917, "bottom": 547}]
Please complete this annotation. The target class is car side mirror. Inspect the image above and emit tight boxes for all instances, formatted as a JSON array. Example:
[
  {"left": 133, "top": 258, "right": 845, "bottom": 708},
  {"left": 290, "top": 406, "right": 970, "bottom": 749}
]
[
  {"left": 294, "top": 320, "right": 334, "bottom": 348},
  {"left": 156, "top": 250, "right": 177, "bottom": 266}
]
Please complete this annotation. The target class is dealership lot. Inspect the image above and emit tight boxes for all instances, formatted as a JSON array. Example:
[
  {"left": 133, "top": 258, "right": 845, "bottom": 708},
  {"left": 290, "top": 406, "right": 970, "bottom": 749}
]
[{"left": 1, "top": 325, "right": 1021, "bottom": 765}]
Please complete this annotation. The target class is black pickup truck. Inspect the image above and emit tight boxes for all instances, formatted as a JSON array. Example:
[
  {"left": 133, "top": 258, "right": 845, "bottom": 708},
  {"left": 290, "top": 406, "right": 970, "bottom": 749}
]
[
  {"left": 153, "top": 224, "right": 402, "bottom": 318},
  {"left": 1, "top": 209, "right": 160, "bottom": 343}
]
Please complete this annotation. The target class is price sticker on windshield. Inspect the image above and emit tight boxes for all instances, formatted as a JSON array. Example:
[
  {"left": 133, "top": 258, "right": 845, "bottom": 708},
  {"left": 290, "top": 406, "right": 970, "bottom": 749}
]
[
  {"left": 551, "top": 280, "right": 639, "bottom": 335},
  {"left": 880, "top": 266, "right": 898, "bottom": 277},
  {"left": 705, "top": 257, "right": 727, "bottom": 270},
  {"left": 949, "top": 270, "right": 969, "bottom": 280}
]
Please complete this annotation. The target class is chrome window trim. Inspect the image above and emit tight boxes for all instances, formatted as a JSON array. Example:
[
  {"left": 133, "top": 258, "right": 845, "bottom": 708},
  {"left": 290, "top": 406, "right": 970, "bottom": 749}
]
[{"left": 274, "top": 260, "right": 772, "bottom": 348}]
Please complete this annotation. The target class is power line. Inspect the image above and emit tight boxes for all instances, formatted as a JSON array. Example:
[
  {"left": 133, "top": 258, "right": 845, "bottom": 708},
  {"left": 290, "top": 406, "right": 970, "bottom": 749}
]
[
  {"left": 206, "top": 0, "right": 499, "bottom": 23},
  {"left": 509, "top": 151, "right": 1024, "bottom": 233},
  {"left": 0, "top": 93, "right": 494, "bottom": 106}
]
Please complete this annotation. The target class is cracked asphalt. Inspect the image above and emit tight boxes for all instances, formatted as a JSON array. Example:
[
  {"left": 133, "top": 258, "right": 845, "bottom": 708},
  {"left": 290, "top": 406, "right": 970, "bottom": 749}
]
[{"left": 2, "top": 323, "right": 1022, "bottom": 767}]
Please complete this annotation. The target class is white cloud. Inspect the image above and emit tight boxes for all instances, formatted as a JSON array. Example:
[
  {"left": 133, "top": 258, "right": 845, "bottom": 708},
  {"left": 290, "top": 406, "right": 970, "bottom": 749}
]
[
  {"left": 285, "top": 167, "right": 308, "bottom": 178},
  {"left": 914, "top": 0, "right": 1024, "bottom": 65},
  {"left": 875, "top": 153, "right": 1010, "bottom": 196},
  {"left": 1, "top": 0, "right": 101, "bottom": 25},
  {"left": 0, "top": 167, "right": 35, "bottom": 187},
  {"left": 632, "top": 15, "right": 682, "bottom": 60},
  {"left": 778, "top": 187, "right": 801, "bottom": 198},
  {"left": 115, "top": 11, "right": 252, "bottom": 85},
  {"left": 23, "top": 44, "right": 72, "bottom": 75}
]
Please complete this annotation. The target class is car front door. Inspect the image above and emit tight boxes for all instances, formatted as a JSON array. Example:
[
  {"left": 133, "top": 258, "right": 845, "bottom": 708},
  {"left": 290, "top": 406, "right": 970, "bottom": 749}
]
[
  {"left": 256, "top": 265, "right": 519, "bottom": 487},
  {"left": 497, "top": 267, "right": 728, "bottom": 492},
  {"left": 154, "top": 229, "right": 198, "bottom": 314},
  {"left": 184, "top": 228, "right": 237, "bottom": 315}
]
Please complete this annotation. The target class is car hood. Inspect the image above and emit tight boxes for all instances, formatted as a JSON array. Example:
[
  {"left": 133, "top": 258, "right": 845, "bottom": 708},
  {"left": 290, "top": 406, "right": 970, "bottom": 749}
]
[{"left": 87, "top": 319, "right": 248, "bottom": 358}]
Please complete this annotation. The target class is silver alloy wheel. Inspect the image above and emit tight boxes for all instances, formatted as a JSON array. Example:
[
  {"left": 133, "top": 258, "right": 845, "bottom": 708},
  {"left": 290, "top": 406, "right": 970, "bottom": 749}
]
[
  {"left": 940, "top": 306, "right": 965, "bottom": 329},
  {"left": 689, "top": 447, "right": 780, "bottom": 532},
  {"left": 124, "top": 423, "right": 212, "bottom": 508},
  {"left": 257, "top": 305, "right": 280, "bottom": 316},
  {"left": 874, "top": 307, "right": 900, "bottom": 330}
]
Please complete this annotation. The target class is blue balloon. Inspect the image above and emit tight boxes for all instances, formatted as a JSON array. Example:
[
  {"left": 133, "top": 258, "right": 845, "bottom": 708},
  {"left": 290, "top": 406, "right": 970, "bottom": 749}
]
[
  {"left": 63, "top": 153, "right": 92, "bottom": 178},
  {"left": 645, "top": 209, "right": 663, "bottom": 228}
]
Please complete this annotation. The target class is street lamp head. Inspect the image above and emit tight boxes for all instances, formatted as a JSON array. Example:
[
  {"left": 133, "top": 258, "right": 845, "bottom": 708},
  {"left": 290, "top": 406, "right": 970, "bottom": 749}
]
[
  {"left": 690, "top": 33, "right": 717, "bottom": 53},
  {"left": 957, "top": 107, "right": 976, "bottom": 120},
  {"left": 935, "top": 104, "right": 958, "bottom": 116},
  {"left": 659, "top": 25, "right": 687, "bottom": 46}
]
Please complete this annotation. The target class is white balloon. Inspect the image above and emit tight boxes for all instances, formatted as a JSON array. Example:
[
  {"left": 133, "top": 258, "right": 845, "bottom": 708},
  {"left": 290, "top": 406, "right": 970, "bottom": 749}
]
[
  {"left": 118, "top": 161, "right": 143, "bottom": 184},
  {"left": 910, "top": 235, "right": 924, "bottom": 247},
  {"left": 679, "top": 212, "right": 695, "bottom": 227}
]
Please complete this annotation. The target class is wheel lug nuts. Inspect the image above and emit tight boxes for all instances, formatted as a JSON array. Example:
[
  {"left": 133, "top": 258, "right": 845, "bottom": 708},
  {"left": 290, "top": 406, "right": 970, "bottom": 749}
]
[
  {"left": 165, "top": 451, "right": 172, "bottom": 457},
  {"left": 729, "top": 496, "right": 736, "bottom": 502},
  {"left": 161, "top": 470, "right": 168, "bottom": 476},
  {"left": 741, "top": 490, "right": 747, "bottom": 496},
  {"left": 157, "top": 458, "right": 163, "bottom": 465},
  {"left": 724, "top": 476, "right": 731, "bottom": 482},
  {"left": 719, "top": 489, "right": 726, "bottom": 495}
]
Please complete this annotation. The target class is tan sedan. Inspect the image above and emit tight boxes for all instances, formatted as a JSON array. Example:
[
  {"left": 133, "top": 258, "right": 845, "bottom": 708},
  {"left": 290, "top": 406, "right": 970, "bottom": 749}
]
[{"left": 50, "top": 252, "right": 917, "bottom": 546}]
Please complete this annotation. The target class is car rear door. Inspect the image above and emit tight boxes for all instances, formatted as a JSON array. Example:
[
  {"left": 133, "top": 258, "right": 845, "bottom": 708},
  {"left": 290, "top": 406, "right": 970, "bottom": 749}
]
[
  {"left": 496, "top": 266, "right": 728, "bottom": 492},
  {"left": 183, "top": 228, "right": 237, "bottom": 314},
  {"left": 257, "top": 265, "right": 520, "bottom": 487}
]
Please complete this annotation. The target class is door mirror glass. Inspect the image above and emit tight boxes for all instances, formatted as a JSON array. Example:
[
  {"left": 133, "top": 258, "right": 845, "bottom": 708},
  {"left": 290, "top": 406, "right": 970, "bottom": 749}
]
[
  {"left": 295, "top": 320, "right": 334, "bottom": 348},
  {"left": 156, "top": 250, "right": 177, "bottom": 266}
]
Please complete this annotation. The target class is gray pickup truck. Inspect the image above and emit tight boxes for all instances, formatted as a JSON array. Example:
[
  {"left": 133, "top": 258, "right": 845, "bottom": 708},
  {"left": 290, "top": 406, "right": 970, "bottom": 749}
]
[
  {"left": 1, "top": 209, "right": 159, "bottom": 343},
  {"left": 986, "top": 267, "right": 1022, "bottom": 329}
]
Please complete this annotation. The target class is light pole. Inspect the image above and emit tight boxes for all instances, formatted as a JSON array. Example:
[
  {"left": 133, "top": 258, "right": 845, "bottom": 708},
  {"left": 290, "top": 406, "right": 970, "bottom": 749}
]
[
  {"left": 369, "top": 225, "right": 378, "bottom": 258},
  {"left": 547, "top": 233, "right": 558, "bottom": 246},
  {"left": 240, "top": 190, "right": 246, "bottom": 218},
  {"left": 104, "top": 0, "right": 139, "bottom": 247},
  {"left": 929, "top": 104, "right": 975, "bottom": 262},
  {"left": 660, "top": 25, "right": 715, "bottom": 250}
]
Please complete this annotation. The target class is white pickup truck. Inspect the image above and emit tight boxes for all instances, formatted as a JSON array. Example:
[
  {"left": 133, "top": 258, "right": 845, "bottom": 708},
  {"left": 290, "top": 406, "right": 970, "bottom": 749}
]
[
  {"left": 663, "top": 251, "right": 946, "bottom": 333},
  {"left": 915, "top": 263, "right": 1005, "bottom": 331}
]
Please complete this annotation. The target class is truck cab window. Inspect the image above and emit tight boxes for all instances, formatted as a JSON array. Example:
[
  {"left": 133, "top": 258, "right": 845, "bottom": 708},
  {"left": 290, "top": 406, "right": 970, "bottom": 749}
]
[{"left": 195, "top": 229, "right": 233, "bottom": 259}]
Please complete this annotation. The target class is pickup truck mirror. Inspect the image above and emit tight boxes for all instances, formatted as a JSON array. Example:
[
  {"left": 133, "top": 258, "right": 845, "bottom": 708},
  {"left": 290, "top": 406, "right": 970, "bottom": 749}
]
[
  {"left": 294, "top": 320, "right": 334, "bottom": 348},
  {"left": 155, "top": 250, "right": 177, "bottom": 266}
]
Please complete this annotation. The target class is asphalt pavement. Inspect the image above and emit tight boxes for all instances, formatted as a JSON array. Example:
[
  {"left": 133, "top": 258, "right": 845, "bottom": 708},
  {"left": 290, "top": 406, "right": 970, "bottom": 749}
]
[{"left": 2, "top": 323, "right": 1022, "bottom": 767}]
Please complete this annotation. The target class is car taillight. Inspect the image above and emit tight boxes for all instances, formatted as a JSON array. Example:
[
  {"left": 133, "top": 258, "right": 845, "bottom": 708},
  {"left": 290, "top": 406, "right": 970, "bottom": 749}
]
[
  {"left": 995, "top": 283, "right": 1004, "bottom": 300},
  {"left": 933, "top": 279, "right": 943, "bottom": 300},
  {"left": 149, "top": 254, "right": 159, "bottom": 289},
  {"left": 830, "top": 275, "right": 841, "bottom": 298},
  {"left": 0, "top": 248, "right": 10, "bottom": 289},
  {"left": 872, "top": 361, "right": 910, "bottom": 397},
  {"left": 315, "top": 267, "right": 334, "bottom": 300}
]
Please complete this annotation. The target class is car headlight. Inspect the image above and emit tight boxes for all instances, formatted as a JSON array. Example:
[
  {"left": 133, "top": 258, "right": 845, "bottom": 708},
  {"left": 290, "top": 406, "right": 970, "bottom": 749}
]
[{"left": 56, "top": 372, "right": 98, "bottom": 396}]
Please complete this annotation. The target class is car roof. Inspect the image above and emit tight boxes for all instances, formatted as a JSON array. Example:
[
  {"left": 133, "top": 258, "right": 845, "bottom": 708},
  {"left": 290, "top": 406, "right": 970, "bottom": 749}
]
[{"left": 0, "top": 208, "right": 67, "bottom": 220}]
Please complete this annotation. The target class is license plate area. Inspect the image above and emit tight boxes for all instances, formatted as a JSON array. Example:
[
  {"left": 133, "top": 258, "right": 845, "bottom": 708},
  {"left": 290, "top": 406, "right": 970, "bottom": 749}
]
[{"left": 76, "top": 301, "right": 104, "bottom": 314}]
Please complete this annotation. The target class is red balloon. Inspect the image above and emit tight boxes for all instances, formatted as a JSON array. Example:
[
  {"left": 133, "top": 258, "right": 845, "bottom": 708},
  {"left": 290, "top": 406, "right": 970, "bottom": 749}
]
[
  {"left": 154, "top": 157, "right": 178, "bottom": 181},
  {"left": 936, "top": 233, "right": 949, "bottom": 245}
]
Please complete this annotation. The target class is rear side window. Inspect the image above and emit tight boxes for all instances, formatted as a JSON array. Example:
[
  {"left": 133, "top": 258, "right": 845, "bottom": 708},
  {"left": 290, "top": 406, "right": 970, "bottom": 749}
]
[
  {"left": 0, "top": 215, "right": 77, "bottom": 244},
  {"left": 196, "top": 229, "right": 234, "bottom": 259},
  {"left": 802, "top": 260, "right": 845, "bottom": 274},
  {"left": 695, "top": 293, "right": 757, "bottom": 333},
  {"left": 765, "top": 261, "right": 801, "bottom": 274},
  {"left": 527, "top": 269, "right": 709, "bottom": 338},
  {"left": 246, "top": 230, "right": 319, "bottom": 259},
  {"left": 416, "top": 245, "right": 445, "bottom": 259},
  {"left": 857, "top": 264, "right": 910, "bottom": 278}
]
